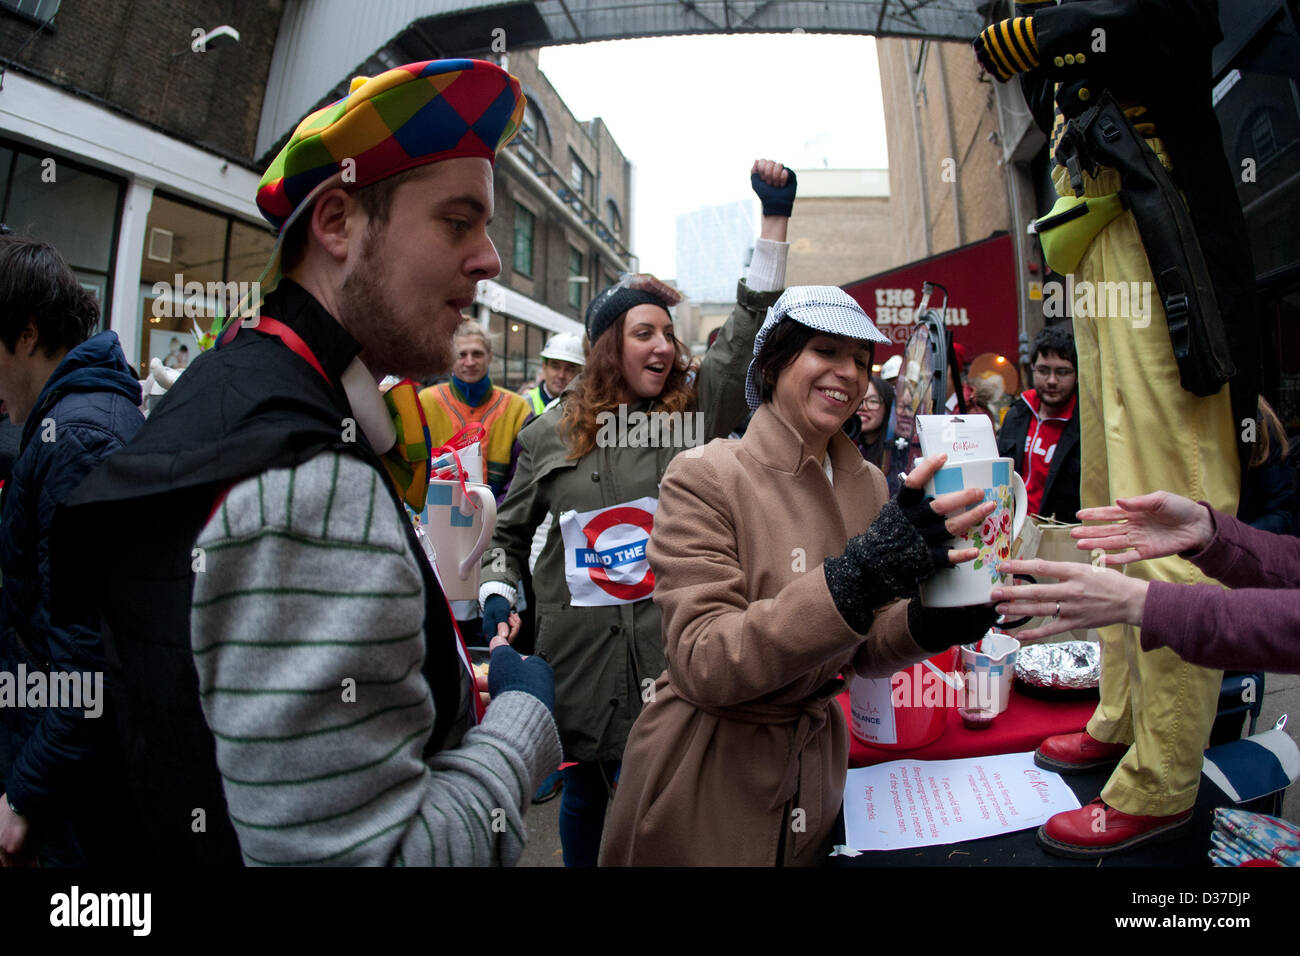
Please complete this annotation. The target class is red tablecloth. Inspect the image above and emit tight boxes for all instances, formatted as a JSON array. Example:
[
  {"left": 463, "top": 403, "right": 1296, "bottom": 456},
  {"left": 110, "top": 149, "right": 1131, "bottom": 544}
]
[{"left": 841, "top": 685, "right": 1098, "bottom": 767}]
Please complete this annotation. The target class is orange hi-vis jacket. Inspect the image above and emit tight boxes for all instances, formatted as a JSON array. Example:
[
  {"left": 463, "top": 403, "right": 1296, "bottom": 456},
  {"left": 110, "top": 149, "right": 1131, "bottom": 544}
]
[{"left": 419, "top": 381, "right": 532, "bottom": 497}]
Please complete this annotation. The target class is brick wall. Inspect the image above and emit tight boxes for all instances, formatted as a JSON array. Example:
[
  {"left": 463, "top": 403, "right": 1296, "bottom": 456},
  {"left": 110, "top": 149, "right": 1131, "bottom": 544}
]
[
  {"left": 0, "top": 0, "right": 284, "bottom": 165},
  {"left": 786, "top": 195, "right": 894, "bottom": 287},
  {"left": 877, "top": 37, "right": 1012, "bottom": 262}
]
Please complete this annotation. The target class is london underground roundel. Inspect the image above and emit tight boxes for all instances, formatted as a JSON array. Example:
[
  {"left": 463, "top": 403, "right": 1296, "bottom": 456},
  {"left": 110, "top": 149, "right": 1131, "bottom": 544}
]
[{"left": 558, "top": 496, "right": 658, "bottom": 606}]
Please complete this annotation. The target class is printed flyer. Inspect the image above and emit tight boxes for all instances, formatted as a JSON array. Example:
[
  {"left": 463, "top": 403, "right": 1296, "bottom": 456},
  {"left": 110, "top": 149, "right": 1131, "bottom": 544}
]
[{"left": 842, "top": 751, "right": 1081, "bottom": 851}]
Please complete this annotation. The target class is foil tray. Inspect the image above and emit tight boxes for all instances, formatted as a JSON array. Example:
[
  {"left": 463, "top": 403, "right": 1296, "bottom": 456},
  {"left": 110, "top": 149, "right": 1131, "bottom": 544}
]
[{"left": 1015, "top": 640, "right": 1101, "bottom": 691}]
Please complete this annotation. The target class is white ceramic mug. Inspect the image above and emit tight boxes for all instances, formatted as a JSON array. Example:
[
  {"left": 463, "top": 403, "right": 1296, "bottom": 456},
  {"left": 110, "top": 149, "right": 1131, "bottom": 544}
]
[
  {"left": 416, "top": 479, "right": 497, "bottom": 602},
  {"left": 919, "top": 456, "right": 1027, "bottom": 608}
]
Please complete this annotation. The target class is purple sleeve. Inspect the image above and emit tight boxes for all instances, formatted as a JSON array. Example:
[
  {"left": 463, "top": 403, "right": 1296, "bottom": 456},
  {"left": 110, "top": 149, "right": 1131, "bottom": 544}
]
[
  {"left": 1140, "top": 582, "right": 1300, "bottom": 675},
  {"left": 1185, "top": 506, "right": 1300, "bottom": 591}
]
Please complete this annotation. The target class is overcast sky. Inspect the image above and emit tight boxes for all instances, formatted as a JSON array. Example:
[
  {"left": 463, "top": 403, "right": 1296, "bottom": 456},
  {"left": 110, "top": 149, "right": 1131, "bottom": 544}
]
[{"left": 536, "top": 33, "right": 890, "bottom": 280}]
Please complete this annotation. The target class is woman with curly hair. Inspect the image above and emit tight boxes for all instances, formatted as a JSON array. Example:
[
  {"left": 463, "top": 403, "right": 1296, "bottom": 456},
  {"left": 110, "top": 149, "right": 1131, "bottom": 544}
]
[{"left": 478, "top": 160, "right": 797, "bottom": 865}]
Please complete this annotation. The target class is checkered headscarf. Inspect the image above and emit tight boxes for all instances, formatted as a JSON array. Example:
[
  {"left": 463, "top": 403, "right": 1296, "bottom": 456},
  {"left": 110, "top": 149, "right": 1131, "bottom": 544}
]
[{"left": 744, "top": 286, "right": 888, "bottom": 409}]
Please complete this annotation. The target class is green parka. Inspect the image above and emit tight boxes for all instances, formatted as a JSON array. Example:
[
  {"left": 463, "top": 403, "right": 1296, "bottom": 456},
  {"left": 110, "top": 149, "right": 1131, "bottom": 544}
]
[{"left": 482, "top": 280, "right": 777, "bottom": 762}]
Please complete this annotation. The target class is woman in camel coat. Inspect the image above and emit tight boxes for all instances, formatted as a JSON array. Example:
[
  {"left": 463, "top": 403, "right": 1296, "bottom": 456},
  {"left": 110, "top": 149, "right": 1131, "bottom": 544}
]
[{"left": 601, "top": 287, "right": 999, "bottom": 866}]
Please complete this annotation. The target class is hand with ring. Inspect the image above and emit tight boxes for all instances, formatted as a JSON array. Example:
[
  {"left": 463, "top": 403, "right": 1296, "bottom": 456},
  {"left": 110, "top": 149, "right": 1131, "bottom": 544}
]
[{"left": 990, "top": 557, "right": 1150, "bottom": 642}]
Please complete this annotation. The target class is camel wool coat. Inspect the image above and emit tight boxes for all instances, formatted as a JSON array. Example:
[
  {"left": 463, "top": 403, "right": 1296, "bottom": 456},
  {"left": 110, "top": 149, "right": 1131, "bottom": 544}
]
[{"left": 600, "top": 402, "right": 934, "bottom": 866}]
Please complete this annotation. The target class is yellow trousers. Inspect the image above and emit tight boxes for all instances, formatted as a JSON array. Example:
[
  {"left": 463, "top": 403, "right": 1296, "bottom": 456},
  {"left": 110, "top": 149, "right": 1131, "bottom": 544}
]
[{"left": 1057, "top": 151, "right": 1240, "bottom": 816}]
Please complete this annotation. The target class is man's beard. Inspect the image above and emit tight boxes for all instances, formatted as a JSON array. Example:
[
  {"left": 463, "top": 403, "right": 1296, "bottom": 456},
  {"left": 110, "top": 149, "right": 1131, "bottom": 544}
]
[{"left": 337, "top": 225, "right": 454, "bottom": 379}]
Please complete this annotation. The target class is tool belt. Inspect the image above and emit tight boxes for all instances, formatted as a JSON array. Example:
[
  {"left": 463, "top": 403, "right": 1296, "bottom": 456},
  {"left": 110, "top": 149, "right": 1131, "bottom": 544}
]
[{"left": 1053, "top": 89, "right": 1235, "bottom": 397}]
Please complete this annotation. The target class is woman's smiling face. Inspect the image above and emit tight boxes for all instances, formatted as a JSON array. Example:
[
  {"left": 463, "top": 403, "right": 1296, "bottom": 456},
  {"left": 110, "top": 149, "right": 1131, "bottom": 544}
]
[
  {"left": 619, "top": 304, "right": 676, "bottom": 401},
  {"left": 771, "top": 333, "right": 872, "bottom": 447}
]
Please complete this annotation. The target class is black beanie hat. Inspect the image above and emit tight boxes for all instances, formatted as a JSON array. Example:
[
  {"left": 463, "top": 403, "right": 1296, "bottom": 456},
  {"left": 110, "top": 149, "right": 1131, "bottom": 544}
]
[{"left": 584, "top": 285, "right": 672, "bottom": 343}]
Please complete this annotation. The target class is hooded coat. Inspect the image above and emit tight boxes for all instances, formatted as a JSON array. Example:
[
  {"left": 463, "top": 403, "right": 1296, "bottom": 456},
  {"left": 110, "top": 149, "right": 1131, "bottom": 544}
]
[
  {"left": 0, "top": 330, "right": 142, "bottom": 857},
  {"left": 600, "top": 403, "right": 933, "bottom": 866}
]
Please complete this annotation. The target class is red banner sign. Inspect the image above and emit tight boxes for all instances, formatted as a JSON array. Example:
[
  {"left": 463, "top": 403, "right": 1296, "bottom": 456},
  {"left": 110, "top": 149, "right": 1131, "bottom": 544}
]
[{"left": 843, "top": 233, "right": 1020, "bottom": 363}]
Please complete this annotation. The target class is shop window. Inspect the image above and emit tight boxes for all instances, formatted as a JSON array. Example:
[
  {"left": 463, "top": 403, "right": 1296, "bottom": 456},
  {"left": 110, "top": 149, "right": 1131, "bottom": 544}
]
[
  {"left": 228, "top": 220, "right": 277, "bottom": 287},
  {"left": 524, "top": 323, "right": 544, "bottom": 388},
  {"left": 137, "top": 193, "right": 273, "bottom": 376},
  {"left": 505, "top": 319, "right": 527, "bottom": 390},
  {"left": 0, "top": 143, "right": 122, "bottom": 332},
  {"left": 487, "top": 312, "right": 505, "bottom": 385}
]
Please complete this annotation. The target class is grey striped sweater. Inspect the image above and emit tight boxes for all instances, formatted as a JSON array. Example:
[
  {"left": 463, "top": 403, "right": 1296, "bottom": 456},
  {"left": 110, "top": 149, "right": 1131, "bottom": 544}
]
[{"left": 190, "top": 451, "right": 562, "bottom": 866}]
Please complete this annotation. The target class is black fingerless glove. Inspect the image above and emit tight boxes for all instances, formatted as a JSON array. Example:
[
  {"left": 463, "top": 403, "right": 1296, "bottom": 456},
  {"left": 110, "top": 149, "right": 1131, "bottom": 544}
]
[
  {"left": 824, "top": 490, "right": 951, "bottom": 633},
  {"left": 481, "top": 594, "right": 511, "bottom": 642},
  {"left": 896, "top": 481, "right": 960, "bottom": 565},
  {"left": 906, "top": 599, "right": 1000, "bottom": 653},
  {"left": 750, "top": 167, "right": 798, "bottom": 218}
]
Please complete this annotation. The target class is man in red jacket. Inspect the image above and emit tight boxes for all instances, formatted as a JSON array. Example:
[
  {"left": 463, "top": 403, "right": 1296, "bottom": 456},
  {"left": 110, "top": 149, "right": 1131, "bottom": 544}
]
[{"left": 996, "top": 326, "right": 1081, "bottom": 521}]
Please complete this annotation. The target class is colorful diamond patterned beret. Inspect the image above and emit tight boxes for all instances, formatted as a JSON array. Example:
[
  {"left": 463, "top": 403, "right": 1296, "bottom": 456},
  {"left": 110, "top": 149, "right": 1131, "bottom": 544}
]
[{"left": 257, "top": 59, "right": 525, "bottom": 233}]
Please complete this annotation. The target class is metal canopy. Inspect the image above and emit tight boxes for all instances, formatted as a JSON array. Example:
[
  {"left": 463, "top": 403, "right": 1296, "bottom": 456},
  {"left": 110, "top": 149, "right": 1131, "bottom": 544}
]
[
  {"left": 258, "top": 0, "right": 984, "bottom": 160},
  {"left": 394, "top": 1, "right": 984, "bottom": 54},
  {"left": 520, "top": 1, "right": 982, "bottom": 47}
]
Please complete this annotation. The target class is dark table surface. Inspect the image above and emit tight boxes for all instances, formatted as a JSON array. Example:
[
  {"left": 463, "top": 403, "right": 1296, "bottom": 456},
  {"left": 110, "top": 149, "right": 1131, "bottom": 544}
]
[{"left": 827, "top": 764, "right": 1258, "bottom": 866}]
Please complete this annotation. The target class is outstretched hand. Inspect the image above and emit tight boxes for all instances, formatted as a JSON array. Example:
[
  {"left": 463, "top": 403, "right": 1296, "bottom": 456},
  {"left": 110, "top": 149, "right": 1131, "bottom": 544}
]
[
  {"left": 990, "top": 558, "right": 1149, "bottom": 642},
  {"left": 1071, "top": 491, "right": 1214, "bottom": 566}
]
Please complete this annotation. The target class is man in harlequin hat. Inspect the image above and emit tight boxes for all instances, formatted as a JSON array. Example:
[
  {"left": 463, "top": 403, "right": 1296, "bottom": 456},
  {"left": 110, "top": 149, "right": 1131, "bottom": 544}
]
[
  {"left": 53, "top": 60, "right": 561, "bottom": 866},
  {"left": 973, "top": 2, "right": 1259, "bottom": 859}
]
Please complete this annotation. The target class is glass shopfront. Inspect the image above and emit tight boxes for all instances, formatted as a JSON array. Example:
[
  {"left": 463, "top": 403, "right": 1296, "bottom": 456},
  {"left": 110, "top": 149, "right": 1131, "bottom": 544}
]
[
  {"left": 486, "top": 314, "right": 548, "bottom": 393},
  {"left": 0, "top": 139, "right": 123, "bottom": 327},
  {"left": 137, "top": 193, "right": 275, "bottom": 377}
]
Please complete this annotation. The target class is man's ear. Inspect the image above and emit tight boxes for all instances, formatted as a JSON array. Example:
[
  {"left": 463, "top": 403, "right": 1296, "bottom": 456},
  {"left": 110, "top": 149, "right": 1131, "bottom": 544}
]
[
  {"left": 17, "top": 320, "right": 39, "bottom": 357},
  {"left": 309, "top": 188, "right": 362, "bottom": 263}
]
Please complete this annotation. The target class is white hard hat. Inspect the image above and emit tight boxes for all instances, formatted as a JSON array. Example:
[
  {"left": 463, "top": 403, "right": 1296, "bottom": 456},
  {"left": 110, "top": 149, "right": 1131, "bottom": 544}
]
[
  {"left": 540, "top": 332, "right": 585, "bottom": 367},
  {"left": 880, "top": 354, "right": 903, "bottom": 381}
]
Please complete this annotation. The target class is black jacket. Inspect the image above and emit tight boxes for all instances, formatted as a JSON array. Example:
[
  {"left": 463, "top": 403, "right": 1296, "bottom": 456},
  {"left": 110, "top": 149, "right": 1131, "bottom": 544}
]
[
  {"left": 997, "top": 392, "right": 1081, "bottom": 522},
  {"left": 52, "top": 281, "right": 466, "bottom": 866},
  {"left": 1239, "top": 424, "right": 1299, "bottom": 536}
]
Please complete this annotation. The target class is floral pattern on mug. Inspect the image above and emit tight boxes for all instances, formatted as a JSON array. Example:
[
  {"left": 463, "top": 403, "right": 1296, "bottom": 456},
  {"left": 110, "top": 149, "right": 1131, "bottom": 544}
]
[{"left": 964, "top": 484, "right": 1015, "bottom": 579}]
